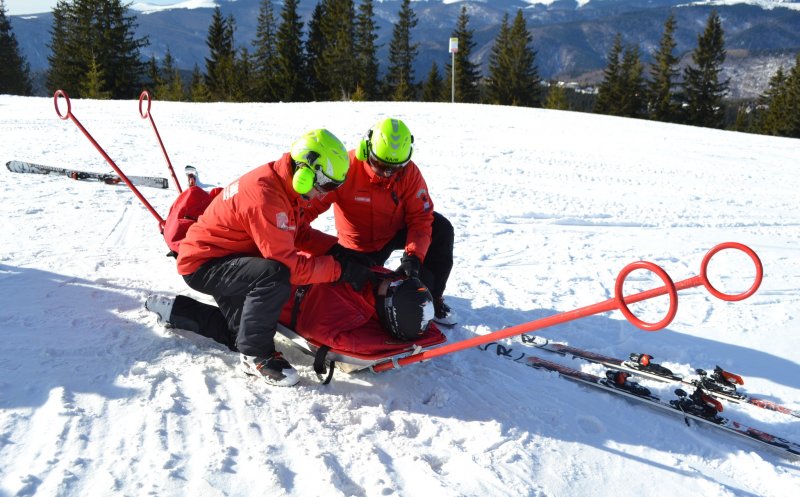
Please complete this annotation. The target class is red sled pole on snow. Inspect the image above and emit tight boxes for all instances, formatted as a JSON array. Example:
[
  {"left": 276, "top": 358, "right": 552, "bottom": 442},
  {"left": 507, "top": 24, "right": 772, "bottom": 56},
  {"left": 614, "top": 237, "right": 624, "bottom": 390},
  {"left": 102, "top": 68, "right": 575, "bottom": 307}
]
[
  {"left": 139, "top": 90, "right": 183, "bottom": 194},
  {"left": 54, "top": 90, "right": 166, "bottom": 230},
  {"left": 373, "top": 242, "right": 763, "bottom": 373}
]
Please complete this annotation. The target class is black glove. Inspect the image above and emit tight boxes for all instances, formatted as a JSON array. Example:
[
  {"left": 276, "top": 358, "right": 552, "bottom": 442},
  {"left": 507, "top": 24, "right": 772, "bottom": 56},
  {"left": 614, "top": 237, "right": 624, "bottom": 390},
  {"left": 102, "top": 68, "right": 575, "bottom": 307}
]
[
  {"left": 396, "top": 253, "right": 422, "bottom": 278},
  {"left": 338, "top": 259, "right": 377, "bottom": 292},
  {"left": 327, "top": 243, "right": 376, "bottom": 267}
]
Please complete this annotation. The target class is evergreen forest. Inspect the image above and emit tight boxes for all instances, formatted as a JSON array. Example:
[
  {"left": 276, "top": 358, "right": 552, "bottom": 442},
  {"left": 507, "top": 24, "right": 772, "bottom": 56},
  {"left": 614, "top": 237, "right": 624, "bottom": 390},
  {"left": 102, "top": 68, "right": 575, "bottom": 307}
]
[{"left": 1, "top": 0, "right": 799, "bottom": 138}]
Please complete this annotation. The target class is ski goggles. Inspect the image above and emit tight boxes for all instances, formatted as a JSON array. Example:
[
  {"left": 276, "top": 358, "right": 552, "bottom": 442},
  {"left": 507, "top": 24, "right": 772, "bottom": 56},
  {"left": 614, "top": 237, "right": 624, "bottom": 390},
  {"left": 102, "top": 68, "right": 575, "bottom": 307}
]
[
  {"left": 313, "top": 167, "right": 344, "bottom": 192},
  {"left": 368, "top": 151, "right": 410, "bottom": 174}
]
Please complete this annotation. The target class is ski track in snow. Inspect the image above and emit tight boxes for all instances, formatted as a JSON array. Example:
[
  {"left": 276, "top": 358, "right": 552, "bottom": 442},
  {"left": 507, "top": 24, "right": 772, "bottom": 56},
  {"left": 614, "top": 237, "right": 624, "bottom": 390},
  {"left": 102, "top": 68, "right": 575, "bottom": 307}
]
[{"left": 0, "top": 96, "right": 799, "bottom": 496}]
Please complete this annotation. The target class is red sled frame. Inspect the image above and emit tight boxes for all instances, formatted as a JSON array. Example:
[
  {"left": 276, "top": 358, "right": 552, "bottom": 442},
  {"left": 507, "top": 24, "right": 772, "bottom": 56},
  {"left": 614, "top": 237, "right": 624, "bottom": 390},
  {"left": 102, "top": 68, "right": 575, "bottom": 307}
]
[
  {"left": 53, "top": 89, "right": 449, "bottom": 372},
  {"left": 53, "top": 90, "right": 765, "bottom": 378}
]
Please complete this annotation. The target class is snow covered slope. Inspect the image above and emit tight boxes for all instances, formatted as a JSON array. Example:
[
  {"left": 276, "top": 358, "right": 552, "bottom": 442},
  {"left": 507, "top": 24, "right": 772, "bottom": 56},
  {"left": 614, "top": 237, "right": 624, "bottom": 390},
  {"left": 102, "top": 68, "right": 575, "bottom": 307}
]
[{"left": 0, "top": 95, "right": 798, "bottom": 496}]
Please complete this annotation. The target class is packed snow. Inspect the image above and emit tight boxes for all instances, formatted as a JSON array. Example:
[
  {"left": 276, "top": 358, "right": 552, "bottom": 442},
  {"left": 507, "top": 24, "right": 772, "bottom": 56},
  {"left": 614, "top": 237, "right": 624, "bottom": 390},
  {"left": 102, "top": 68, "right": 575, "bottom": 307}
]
[{"left": 0, "top": 94, "right": 798, "bottom": 496}]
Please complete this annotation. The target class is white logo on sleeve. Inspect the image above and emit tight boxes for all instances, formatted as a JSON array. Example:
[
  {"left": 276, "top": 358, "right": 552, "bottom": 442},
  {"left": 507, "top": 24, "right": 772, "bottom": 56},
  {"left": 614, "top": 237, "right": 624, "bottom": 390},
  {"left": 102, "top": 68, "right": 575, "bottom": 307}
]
[{"left": 223, "top": 180, "right": 239, "bottom": 200}]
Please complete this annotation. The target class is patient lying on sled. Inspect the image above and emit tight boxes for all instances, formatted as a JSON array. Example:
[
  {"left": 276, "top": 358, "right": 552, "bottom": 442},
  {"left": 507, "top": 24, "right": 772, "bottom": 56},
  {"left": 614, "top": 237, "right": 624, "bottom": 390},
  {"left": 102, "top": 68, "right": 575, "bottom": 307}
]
[{"left": 150, "top": 269, "right": 446, "bottom": 358}]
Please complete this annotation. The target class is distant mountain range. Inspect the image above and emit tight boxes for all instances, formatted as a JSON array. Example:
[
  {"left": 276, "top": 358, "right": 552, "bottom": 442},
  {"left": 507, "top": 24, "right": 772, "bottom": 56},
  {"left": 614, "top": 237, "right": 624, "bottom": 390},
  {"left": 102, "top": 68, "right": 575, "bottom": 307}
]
[{"left": 10, "top": 0, "right": 800, "bottom": 98}]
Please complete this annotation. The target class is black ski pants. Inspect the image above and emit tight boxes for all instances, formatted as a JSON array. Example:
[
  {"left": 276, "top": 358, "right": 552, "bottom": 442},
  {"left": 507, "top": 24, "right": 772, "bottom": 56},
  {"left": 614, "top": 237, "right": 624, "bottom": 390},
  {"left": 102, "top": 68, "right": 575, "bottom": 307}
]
[
  {"left": 181, "top": 255, "right": 291, "bottom": 357},
  {"left": 365, "top": 211, "right": 454, "bottom": 301}
]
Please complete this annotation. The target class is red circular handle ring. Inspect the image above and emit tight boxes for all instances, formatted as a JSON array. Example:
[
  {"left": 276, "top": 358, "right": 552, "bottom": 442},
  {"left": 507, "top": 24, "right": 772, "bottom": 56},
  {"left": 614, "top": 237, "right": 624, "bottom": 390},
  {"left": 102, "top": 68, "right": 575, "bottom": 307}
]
[
  {"left": 614, "top": 261, "right": 678, "bottom": 331},
  {"left": 699, "top": 242, "right": 763, "bottom": 302},
  {"left": 54, "top": 89, "right": 71, "bottom": 120},
  {"left": 139, "top": 90, "right": 152, "bottom": 119}
]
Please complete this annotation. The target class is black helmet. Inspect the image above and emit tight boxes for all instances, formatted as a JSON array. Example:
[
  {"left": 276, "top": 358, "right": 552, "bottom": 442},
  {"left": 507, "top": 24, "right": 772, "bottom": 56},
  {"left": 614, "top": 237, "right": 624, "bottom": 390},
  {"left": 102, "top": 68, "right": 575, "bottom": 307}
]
[{"left": 376, "top": 277, "right": 435, "bottom": 341}]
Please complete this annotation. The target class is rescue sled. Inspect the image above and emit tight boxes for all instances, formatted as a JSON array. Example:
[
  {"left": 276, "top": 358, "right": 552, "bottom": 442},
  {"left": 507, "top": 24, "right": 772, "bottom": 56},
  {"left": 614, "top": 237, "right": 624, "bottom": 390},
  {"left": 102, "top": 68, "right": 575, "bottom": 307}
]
[
  {"left": 53, "top": 89, "right": 765, "bottom": 385},
  {"left": 275, "top": 280, "right": 448, "bottom": 382},
  {"left": 53, "top": 89, "right": 448, "bottom": 382},
  {"left": 276, "top": 322, "right": 446, "bottom": 378}
]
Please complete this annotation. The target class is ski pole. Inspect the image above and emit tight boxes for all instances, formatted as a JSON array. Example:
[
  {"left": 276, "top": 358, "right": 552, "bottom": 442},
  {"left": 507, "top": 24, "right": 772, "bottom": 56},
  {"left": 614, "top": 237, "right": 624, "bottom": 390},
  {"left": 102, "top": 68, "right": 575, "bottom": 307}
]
[
  {"left": 372, "top": 242, "right": 762, "bottom": 373},
  {"left": 54, "top": 89, "right": 166, "bottom": 230},
  {"left": 139, "top": 90, "right": 182, "bottom": 194}
]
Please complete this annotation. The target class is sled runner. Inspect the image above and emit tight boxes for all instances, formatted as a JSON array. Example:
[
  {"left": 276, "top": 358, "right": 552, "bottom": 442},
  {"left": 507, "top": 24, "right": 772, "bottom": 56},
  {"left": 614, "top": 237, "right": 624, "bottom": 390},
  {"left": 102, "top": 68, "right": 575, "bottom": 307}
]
[{"left": 276, "top": 322, "right": 446, "bottom": 380}]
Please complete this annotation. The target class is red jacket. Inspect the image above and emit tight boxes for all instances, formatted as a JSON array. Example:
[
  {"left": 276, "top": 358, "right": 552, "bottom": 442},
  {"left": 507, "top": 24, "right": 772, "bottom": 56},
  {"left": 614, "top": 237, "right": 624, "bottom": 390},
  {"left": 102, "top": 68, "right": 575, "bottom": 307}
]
[
  {"left": 278, "top": 274, "right": 446, "bottom": 357},
  {"left": 304, "top": 150, "right": 435, "bottom": 260},
  {"left": 177, "top": 153, "right": 340, "bottom": 285}
]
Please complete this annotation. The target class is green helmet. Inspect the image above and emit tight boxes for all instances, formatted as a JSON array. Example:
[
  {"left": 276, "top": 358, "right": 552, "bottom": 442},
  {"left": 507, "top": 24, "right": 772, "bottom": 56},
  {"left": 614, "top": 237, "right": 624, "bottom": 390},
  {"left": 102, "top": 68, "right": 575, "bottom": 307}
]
[
  {"left": 290, "top": 129, "right": 349, "bottom": 194},
  {"left": 357, "top": 118, "right": 414, "bottom": 165}
]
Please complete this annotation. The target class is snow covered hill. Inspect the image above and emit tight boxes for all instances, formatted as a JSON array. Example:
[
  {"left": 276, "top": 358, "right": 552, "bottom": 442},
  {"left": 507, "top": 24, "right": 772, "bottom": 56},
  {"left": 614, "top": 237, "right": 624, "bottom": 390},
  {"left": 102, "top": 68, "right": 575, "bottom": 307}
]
[{"left": 0, "top": 94, "right": 798, "bottom": 496}]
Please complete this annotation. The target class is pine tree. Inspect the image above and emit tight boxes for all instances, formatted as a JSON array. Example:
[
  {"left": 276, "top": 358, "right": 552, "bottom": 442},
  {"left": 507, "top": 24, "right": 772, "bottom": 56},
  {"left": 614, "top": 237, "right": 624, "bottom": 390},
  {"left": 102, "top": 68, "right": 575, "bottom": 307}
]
[
  {"left": 189, "top": 63, "right": 211, "bottom": 102},
  {"left": 233, "top": 46, "right": 253, "bottom": 101},
  {"left": 318, "top": 0, "right": 356, "bottom": 100},
  {"left": 146, "top": 56, "right": 161, "bottom": 91},
  {"left": 104, "top": 0, "right": 148, "bottom": 98},
  {"left": 252, "top": 0, "right": 278, "bottom": 101},
  {"left": 422, "top": 61, "right": 445, "bottom": 102},
  {"left": 274, "top": 0, "right": 306, "bottom": 101},
  {"left": 46, "top": 1, "right": 75, "bottom": 93},
  {"left": 155, "top": 48, "right": 185, "bottom": 101},
  {"left": 594, "top": 34, "right": 624, "bottom": 115},
  {"left": 0, "top": 0, "right": 33, "bottom": 95},
  {"left": 757, "top": 66, "right": 789, "bottom": 135},
  {"left": 80, "top": 53, "right": 111, "bottom": 99},
  {"left": 204, "top": 7, "right": 237, "bottom": 101},
  {"left": 392, "top": 75, "right": 413, "bottom": 102},
  {"left": 682, "top": 10, "right": 729, "bottom": 128},
  {"left": 354, "top": 0, "right": 380, "bottom": 100},
  {"left": 305, "top": 2, "right": 326, "bottom": 100},
  {"left": 385, "top": 0, "right": 418, "bottom": 101},
  {"left": 759, "top": 55, "right": 800, "bottom": 137},
  {"left": 445, "top": 5, "right": 481, "bottom": 103},
  {"left": 486, "top": 13, "right": 512, "bottom": 105},
  {"left": 785, "top": 54, "right": 800, "bottom": 136},
  {"left": 619, "top": 45, "right": 646, "bottom": 118},
  {"left": 487, "top": 10, "right": 540, "bottom": 107},
  {"left": 648, "top": 13, "right": 680, "bottom": 122},
  {"left": 545, "top": 82, "right": 569, "bottom": 110},
  {"left": 46, "top": 0, "right": 147, "bottom": 99}
]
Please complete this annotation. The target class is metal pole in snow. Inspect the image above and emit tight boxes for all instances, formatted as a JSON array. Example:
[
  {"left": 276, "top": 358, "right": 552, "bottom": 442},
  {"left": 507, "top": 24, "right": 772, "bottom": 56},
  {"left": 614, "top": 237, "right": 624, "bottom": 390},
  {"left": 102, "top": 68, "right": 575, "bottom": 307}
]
[{"left": 449, "top": 37, "right": 458, "bottom": 103}]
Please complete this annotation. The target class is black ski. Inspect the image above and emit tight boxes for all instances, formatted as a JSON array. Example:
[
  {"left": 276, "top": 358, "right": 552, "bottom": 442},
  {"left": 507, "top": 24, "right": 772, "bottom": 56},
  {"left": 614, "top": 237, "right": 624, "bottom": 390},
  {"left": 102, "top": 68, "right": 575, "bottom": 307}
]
[
  {"left": 479, "top": 342, "right": 800, "bottom": 459},
  {"left": 6, "top": 160, "right": 168, "bottom": 189},
  {"left": 522, "top": 334, "right": 800, "bottom": 419}
]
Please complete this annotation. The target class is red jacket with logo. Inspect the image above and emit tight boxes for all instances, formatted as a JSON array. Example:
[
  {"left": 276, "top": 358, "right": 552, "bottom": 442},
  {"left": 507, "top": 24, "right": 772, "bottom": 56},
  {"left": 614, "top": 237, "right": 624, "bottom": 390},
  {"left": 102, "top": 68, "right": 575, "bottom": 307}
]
[
  {"left": 176, "top": 153, "right": 340, "bottom": 285},
  {"left": 304, "top": 150, "right": 435, "bottom": 260},
  {"left": 277, "top": 273, "right": 446, "bottom": 357}
]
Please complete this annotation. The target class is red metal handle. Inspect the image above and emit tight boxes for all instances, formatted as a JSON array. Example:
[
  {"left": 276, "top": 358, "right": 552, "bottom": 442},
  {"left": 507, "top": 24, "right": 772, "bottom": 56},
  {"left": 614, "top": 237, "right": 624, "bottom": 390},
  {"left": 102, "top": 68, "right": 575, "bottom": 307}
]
[
  {"left": 138, "top": 90, "right": 182, "bottom": 193},
  {"left": 54, "top": 89, "right": 71, "bottom": 120},
  {"left": 53, "top": 89, "right": 165, "bottom": 229},
  {"left": 615, "top": 261, "right": 677, "bottom": 332},
  {"left": 699, "top": 242, "right": 762, "bottom": 301},
  {"left": 138, "top": 89, "right": 152, "bottom": 119},
  {"left": 372, "top": 242, "right": 763, "bottom": 373}
]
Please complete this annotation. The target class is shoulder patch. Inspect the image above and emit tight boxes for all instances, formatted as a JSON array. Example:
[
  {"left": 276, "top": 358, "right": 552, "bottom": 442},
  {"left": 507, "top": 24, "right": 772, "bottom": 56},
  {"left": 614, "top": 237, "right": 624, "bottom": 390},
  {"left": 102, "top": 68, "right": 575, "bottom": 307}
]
[{"left": 223, "top": 180, "right": 239, "bottom": 200}]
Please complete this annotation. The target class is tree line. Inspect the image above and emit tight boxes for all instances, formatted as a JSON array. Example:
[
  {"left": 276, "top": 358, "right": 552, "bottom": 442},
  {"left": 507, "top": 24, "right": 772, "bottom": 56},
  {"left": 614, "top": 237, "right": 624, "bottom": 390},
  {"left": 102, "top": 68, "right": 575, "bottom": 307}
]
[{"left": 0, "top": 0, "right": 799, "bottom": 138}]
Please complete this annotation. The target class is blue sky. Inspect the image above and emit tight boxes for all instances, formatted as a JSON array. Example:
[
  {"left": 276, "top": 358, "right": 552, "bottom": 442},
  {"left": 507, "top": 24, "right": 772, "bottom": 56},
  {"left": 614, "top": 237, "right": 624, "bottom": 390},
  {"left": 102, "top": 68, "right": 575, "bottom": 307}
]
[{"left": 4, "top": 1, "right": 179, "bottom": 16}]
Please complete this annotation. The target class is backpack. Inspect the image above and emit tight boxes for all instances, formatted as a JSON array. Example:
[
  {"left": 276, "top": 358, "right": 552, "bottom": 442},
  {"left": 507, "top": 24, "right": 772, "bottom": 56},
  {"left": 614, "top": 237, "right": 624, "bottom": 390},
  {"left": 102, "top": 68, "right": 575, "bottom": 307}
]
[{"left": 162, "top": 185, "right": 222, "bottom": 256}]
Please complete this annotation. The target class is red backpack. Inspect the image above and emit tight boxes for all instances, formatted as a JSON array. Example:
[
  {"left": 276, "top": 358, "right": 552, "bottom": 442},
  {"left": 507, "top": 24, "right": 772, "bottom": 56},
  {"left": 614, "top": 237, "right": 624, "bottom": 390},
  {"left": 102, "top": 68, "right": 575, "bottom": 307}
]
[{"left": 162, "top": 185, "right": 222, "bottom": 256}]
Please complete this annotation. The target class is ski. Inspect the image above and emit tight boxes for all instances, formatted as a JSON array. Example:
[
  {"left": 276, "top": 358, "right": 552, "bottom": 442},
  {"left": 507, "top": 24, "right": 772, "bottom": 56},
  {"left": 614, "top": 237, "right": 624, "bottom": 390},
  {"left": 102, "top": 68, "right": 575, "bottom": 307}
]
[
  {"left": 521, "top": 334, "right": 800, "bottom": 419},
  {"left": 6, "top": 160, "right": 169, "bottom": 189},
  {"left": 479, "top": 342, "right": 800, "bottom": 459}
]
